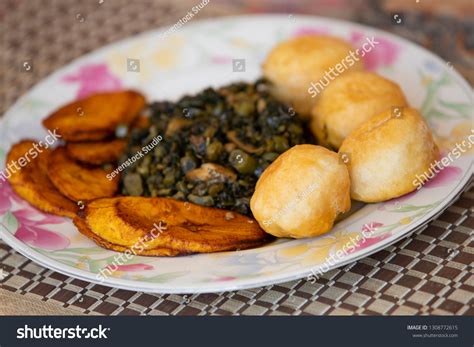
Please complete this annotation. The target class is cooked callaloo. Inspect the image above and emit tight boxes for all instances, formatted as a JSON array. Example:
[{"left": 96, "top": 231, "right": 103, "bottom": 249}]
[{"left": 120, "top": 80, "right": 314, "bottom": 216}]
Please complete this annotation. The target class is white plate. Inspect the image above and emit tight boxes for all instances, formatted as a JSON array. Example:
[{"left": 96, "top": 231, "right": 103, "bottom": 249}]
[{"left": 0, "top": 15, "right": 472, "bottom": 293}]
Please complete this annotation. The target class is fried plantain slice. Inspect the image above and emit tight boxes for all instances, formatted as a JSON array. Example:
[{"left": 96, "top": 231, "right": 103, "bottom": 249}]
[
  {"left": 42, "top": 90, "right": 145, "bottom": 142},
  {"left": 65, "top": 139, "right": 126, "bottom": 165},
  {"left": 73, "top": 196, "right": 272, "bottom": 256},
  {"left": 74, "top": 217, "right": 181, "bottom": 256},
  {"left": 131, "top": 114, "right": 151, "bottom": 129},
  {"left": 47, "top": 147, "right": 119, "bottom": 201},
  {"left": 5, "top": 141, "right": 77, "bottom": 218}
]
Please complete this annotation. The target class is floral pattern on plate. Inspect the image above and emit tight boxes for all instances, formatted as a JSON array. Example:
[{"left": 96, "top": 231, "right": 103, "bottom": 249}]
[{"left": 0, "top": 15, "right": 472, "bottom": 293}]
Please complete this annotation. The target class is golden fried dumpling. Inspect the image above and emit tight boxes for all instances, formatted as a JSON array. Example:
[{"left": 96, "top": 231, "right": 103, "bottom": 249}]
[
  {"left": 250, "top": 145, "right": 351, "bottom": 238},
  {"left": 311, "top": 71, "right": 408, "bottom": 149},
  {"left": 263, "top": 35, "right": 364, "bottom": 118},
  {"left": 339, "top": 107, "right": 439, "bottom": 202}
]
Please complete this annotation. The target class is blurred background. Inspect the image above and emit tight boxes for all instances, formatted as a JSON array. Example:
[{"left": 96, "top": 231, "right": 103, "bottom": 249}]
[{"left": 1, "top": 0, "right": 473, "bottom": 115}]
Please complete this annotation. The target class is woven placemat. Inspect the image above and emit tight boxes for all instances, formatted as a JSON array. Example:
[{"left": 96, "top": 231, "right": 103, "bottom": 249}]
[
  {"left": 0, "top": 0, "right": 473, "bottom": 316},
  {"left": 1, "top": 184, "right": 472, "bottom": 315}
]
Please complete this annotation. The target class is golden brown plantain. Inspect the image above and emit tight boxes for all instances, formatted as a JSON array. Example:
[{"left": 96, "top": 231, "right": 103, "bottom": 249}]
[
  {"left": 131, "top": 115, "right": 151, "bottom": 129},
  {"left": 5, "top": 141, "right": 77, "bottom": 218},
  {"left": 74, "top": 217, "right": 181, "bottom": 256},
  {"left": 47, "top": 147, "right": 119, "bottom": 201},
  {"left": 65, "top": 139, "right": 126, "bottom": 165},
  {"left": 73, "top": 196, "right": 272, "bottom": 256},
  {"left": 42, "top": 90, "right": 145, "bottom": 142}
]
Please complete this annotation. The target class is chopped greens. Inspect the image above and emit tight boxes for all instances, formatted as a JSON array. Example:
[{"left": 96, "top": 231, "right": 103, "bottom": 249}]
[{"left": 120, "top": 79, "right": 314, "bottom": 216}]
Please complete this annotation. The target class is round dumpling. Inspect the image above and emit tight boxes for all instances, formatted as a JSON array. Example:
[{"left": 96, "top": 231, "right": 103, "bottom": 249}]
[
  {"left": 263, "top": 35, "right": 363, "bottom": 118},
  {"left": 339, "top": 107, "right": 439, "bottom": 202},
  {"left": 311, "top": 71, "right": 408, "bottom": 150},
  {"left": 250, "top": 145, "right": 351, "bottom": 238}
]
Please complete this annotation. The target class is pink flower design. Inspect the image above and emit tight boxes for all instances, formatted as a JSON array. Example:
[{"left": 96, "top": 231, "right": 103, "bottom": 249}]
[
  {"left": 379, "top": 165, "right": 463, "bottom": 210},
  {"left": 62, "top": 63, "right": 122, "bottom": 100},
  {"left": 13, "top": 205, "right": 69, "bottom": 251},
  {"left": 362, "top": 222, "right": 383, "bottom": 234},
  {"left": 13, "top": 204, "right": 65, "bottom": 226},
  {"left": 0, "top": 180, "right": 22, "bottom": 214},
  {"left": 211, "top": 56, "right": 232, "bottom": 64},
  {"left": 349, "top": 31, "right": 400, "bottom": 70},
  {"left": 15, "top": 224, "right": 69, "bottom": 251},
  {"left": 0, "top": 182, "right": 14, "bottom": 215},
  {"left": 423, "top": 166, "right": 462, "bottom": 189},
  {"left": 0, "top": 182, "right": 69, "bottom": 250},
  {"left": 104, "top": 264, "right": 154, "bottom": 272},
  {"left": 351, "top": 235, "right": 389, "bottom": 253},
  {"left": 292, "top": 27, "right": 329, "bottom": 37}
]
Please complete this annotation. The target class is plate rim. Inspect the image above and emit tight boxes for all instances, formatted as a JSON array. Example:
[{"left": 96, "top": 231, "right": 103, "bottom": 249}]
[
  {"left": 1, "top": 179, "right": 471, "bottom": 294},
  {"left": 0, "top": 14, "right": 473, "bottom": 293}
]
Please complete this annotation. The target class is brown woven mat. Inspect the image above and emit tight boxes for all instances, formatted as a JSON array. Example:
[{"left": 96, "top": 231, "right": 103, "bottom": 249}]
[{"left": 0, "top": 0, "right": 473, "bottom": 316}]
